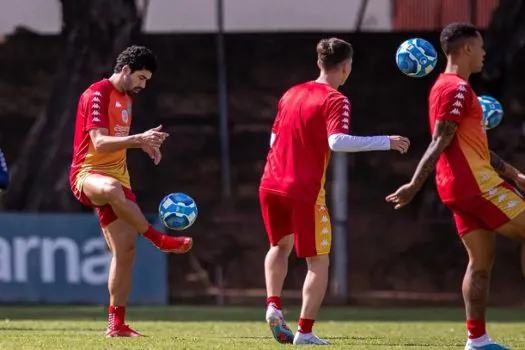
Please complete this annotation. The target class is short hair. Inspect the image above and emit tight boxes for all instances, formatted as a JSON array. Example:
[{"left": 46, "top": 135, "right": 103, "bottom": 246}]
[
  {"left": 316, "top": 38, "right": 353, "bottom": 70},
  {"left": 440, "top": 22, "right": 479, "bottom": 55},
  {"left": 114, "top": 45, "right": 158, "bottom": 74}
]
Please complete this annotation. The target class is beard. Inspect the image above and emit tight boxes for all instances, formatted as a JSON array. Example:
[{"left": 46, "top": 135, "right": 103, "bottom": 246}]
[{"left": 127, "top": 87, "right": 143, "bottom": 95}]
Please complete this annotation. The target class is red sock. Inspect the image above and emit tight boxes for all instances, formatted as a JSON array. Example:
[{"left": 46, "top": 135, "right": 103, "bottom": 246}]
[
  {"left": 298, "top": 318, "right": 315, "bottom": 334},
  {"left": 467, "top": 319, "right": 486, "bottom": 339},
  {"left": 266, "top": 296, "right": 282, "bottom": 310},
  {"left": 142, "top": 226, "right": 163, "bottom": 246},
  {"left": 108, "top": 305, "right": 126, "bottom": 330},
  {"left": 142, "top": 226, "right": 191, "bottom": 251}
]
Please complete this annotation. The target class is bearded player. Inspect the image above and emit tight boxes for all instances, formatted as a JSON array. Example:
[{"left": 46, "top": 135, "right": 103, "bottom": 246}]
[
  {"left": 260, "top": 37, "right": 411, "bottom": 345},
  {"left": 387, "top": 23, "right": 525, "bottom": 350},
  {"left": 69, "top": 46, "right": 193, "bottom": 337}
]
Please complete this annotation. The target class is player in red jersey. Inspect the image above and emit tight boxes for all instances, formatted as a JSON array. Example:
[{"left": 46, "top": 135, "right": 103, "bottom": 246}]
[
  {"left": 387, "top": 23, "right": 525, "bottom": 350},
  {"left": 260, "top": 38, "right": 410, "bottom": 345},
  {"left": 69, "top": 46, "right": 193, "bottom": 337}
]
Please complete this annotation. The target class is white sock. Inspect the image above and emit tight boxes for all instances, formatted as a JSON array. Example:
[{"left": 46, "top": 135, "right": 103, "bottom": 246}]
[
  {"left": 467, "top": 334, "right": 492, "bottom": 346},
  {"left": 267, "top": 304, "right": 283, "bottom": 317}
]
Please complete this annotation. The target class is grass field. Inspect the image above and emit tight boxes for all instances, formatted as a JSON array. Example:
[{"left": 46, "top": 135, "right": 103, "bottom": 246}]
[{"left": 1, "top": 306, "right": 524, "bottom": 349}]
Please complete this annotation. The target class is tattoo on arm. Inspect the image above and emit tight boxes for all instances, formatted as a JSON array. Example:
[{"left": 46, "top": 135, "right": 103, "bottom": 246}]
[
  {"left": 489, "top": 151, "right": 505, "bottom": 173},
  {"left": 464, "top": 268, "right": 490, "bottom": 320},
  {"left": 490, "top": 150, "right": 519, "bottom": 181},
  {"left": 410, "top": 120, "right": 458, "bottom": 190}
]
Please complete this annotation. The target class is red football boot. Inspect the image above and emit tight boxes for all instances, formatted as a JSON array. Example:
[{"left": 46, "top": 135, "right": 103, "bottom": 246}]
[
  {"left": 158, "top": 235, "right": 193, "bottom": 253},
  {"left": 105, "top": 324, "right": 142, "bottom": 337}
]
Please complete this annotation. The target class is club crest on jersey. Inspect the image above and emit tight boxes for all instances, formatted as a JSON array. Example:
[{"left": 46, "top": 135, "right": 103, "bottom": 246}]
[{"left": 121, "top": 110, "right": 129, "bottom": 124}]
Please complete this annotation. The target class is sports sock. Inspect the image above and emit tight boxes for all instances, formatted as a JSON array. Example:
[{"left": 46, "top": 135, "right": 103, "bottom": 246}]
[
  {"left": 467, "top": 319, "right": 486, "bottom": 339},
  {"left": 108, "top": 305, "right": 126, "bottom": 329},
  {"left": 142, "top": 225, "right": 163, "bottom": 246},
  {"left": 267, "top": 296, "right": 282, "bottom": 310},
  {"left": 298, "top": 318, "right": 315, "bottom": 334},
  {"left": 142, "top": 225, "right": 189, "bottom": 251}
]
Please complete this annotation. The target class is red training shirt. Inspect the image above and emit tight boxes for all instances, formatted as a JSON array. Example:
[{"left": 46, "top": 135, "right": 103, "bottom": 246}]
[
  {"left": 70, "top": 79, "right": 134, "bottom": 193},
  {"left": 260, "top": 81, "right": 350, "bottom": 205},
  {"left": 429, "top": 73, "right": 502, "bottom": 202}
]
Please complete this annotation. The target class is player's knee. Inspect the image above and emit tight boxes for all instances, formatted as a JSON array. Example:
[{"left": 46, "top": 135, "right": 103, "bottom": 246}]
[
  {"left": 113, "top": 241, "right": 136, "bottom": 262},
  {"left": 468, "top": 251, "right": 495, "bottom": 270},
  {"left": 306, "top": 254, "right": 330, "bottom": 271},
  {"left": 101, "top": 179, "right": 125, "bottom": 205},
  {"left": 275, "top": 235, "right": 294, "bottom": 252}
]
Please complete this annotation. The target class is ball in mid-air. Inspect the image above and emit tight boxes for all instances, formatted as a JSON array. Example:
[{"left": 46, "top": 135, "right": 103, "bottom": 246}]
[
  {"left": 396, "top": 38, "right": 438, "bottom": 78},
  {"left": 478, "top": 95, "right": 503, "bottom": 130},
  {"left": 159, "top": 192, "right": 198, "bottom": 231}
]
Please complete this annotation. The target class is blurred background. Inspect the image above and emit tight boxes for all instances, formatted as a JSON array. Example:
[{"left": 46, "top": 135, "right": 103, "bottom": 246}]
[{"left": 1, "top": 0, "right": 525, "bottom": 308}]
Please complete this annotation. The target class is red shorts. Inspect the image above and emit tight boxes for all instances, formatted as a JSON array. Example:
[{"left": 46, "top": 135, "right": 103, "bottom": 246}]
[
  {"left": 259, "top": 190, "right": 331, "bottom": 258},
  {"left": 444, "top": 182, "right": 525, "bottom": 236},
  {"left": 71, "top": 175, "right": 137, "bottom": 228}
]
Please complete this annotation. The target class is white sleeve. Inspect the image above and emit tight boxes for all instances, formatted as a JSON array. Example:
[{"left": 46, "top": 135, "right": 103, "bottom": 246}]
[
  {"left": 270, "top": 133, "right": 276, "bottom": 147},
  {"left": 328, "top": 133, "right": 390, "bottom": 152}
]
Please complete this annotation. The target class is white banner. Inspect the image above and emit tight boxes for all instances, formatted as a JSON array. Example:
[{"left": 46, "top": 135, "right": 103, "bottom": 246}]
[{"left": 0, "top": 0, "right": 392, "bottom": 35}]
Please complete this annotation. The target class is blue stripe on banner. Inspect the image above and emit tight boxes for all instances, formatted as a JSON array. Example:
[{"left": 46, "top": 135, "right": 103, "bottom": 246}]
[{"left": 0, "top": 213, "right": 167, "bottom": 305}]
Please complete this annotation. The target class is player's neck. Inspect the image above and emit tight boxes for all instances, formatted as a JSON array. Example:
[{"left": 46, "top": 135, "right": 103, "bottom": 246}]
[
  {"left": 444, "top": 61, "right": 471, "bottom": 81},
  {"left": 108, "top": 74, "right": 126, "bottom": 93},
  {"left": 315, "top": 73, "right": 340, "bottom": 89}
]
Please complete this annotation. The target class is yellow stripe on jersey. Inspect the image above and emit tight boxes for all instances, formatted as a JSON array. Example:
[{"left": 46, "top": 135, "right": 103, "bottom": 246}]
[{"left": 314, "top": 205, "right": 332, "bottom": 256}]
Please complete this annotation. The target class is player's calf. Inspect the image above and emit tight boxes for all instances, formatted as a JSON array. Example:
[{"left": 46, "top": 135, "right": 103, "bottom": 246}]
[
  {"left": 300, "top": 255, "right": 329, "bottom": 320},
  {"left": 461, "top": 230, "right": 497, "bottom": 348}
]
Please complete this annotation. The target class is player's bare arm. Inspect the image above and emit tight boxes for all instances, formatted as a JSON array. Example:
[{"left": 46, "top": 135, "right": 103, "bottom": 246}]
[
  {"left": 386, "top": 120, "right": 458, "bottom": 209},
  {"left": 490, "top": 150, "right": 525, "bottom": 192},
  {"left": 490, "top": 150, "right": 519, "bottom": 180},
  {"left": 89, "top": 125, "right": 168, "bottom": 154}
]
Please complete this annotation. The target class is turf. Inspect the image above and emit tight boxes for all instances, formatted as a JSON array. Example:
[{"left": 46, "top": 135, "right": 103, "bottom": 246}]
[{"left": 0, "top": 306, "right": 524, "bottom": 349}]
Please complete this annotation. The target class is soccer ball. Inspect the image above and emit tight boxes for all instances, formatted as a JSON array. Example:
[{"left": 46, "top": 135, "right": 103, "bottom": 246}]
[
  {"left": 478, "top": 95, "right": 503, "bottom": 130},
  {"left": 395, "top": 38, "right": 438, "bottom": 78},
  {"left": 159, "top": 193, "right": 198, "bottom": 231}
]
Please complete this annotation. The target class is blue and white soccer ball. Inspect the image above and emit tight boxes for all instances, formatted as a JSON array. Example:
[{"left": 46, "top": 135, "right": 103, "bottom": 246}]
[
  {"left": 159, "top": 193, "right": 198, "bottom": 231},
  {"left": 478, "top": 95, "right": 504, "bottom": 130},
  {"left": 395, "top": 38, "right": 438, "bottom": 78}
]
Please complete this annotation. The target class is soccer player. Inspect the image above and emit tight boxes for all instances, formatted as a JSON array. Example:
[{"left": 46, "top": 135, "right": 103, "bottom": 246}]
[
  {"left": 0, "top": 148, "right": 8, "bottom": 192},
  {"left": 69, "top": 46, "right": 193, "bottom": 337},
  {"left": 259, "top": 37, "right": 410, "bottom": 345},
  {"left": 386, "top": 23, "right": 525, "bottom": 350}
]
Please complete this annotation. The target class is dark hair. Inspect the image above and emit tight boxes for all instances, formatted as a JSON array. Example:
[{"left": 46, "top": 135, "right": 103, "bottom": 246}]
[
  {"left": 440, "top": 22, "right": 479, "bottom": 55},
  {"left": 114, "top": 45, "right": 158, "bottom": 74},
  {"left": 316, "top": 38, "right": 353, "bottom": 70}
]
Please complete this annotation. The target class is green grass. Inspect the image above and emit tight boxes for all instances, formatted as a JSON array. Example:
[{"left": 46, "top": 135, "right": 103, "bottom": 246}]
[{"left": 0, "top": 306, "right": 524, "bottom": 349}]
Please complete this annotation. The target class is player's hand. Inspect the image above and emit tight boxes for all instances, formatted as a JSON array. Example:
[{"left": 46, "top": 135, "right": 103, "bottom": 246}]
[
  {"left": 142, "top": 145, "right": 162, "bottom": 165},
  {"left": 385, "top": 182, "right": 418, "bottom": 209},
  {"left": 140, "top": 125, "right": 169, "bottom": 149},
  {"left": 388, "top": 135, "right": 410, "bottom": 154},
  {"left": 514, "top": 173, "right": 525, "bottom": 193}
]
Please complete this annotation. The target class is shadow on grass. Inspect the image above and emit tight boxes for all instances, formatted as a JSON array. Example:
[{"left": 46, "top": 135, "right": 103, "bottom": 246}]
[{"left": 0, "top": 306, "right": 525, "bottom": 322}]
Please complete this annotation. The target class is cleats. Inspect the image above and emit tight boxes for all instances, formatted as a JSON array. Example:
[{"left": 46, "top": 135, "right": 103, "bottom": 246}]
[
  {"left": 105, "top": 323, "right": 142, "bottom": 337},
  {"left": 159, "top": 236, "right": 193, "bottom": 253},
  {"left": 266, "top": 306, "right": 294, "bottom": 344},
  {"left": 293, "top": 332, "right": 331, "bottom": 346}
]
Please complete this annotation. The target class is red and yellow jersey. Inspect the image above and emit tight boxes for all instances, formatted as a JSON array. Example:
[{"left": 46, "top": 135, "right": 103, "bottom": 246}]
[
  {"left": 260, "top": 81, "right": 350, "bottom": 205},
  {"left": 69, "top": 79, "right": 133, "bottom": 192},
  {"left": 429, "top": 73, "right": 502, "bottom": 201}
]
